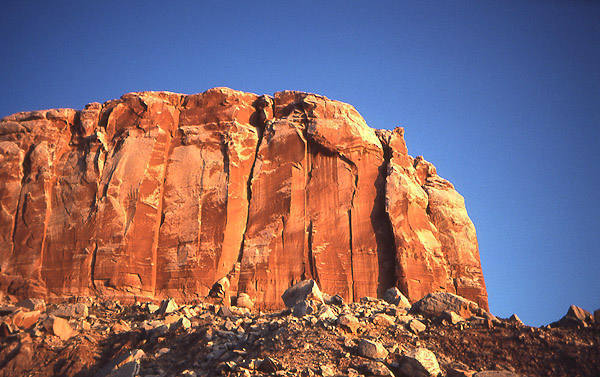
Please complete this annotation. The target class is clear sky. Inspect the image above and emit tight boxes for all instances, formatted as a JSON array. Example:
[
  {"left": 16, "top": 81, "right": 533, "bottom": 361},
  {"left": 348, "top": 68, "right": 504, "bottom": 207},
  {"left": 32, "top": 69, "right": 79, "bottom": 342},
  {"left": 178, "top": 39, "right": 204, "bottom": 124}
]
[{"left": 1, "top": 1, "right": 598, "bottom": 326}]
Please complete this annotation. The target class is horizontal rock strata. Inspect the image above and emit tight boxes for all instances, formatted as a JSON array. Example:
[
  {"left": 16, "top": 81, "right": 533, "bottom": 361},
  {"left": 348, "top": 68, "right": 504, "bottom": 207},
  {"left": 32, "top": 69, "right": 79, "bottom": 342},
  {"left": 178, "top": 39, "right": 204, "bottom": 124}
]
[{"left": 0, "top": 88, "right": 488, "bottom": 309}]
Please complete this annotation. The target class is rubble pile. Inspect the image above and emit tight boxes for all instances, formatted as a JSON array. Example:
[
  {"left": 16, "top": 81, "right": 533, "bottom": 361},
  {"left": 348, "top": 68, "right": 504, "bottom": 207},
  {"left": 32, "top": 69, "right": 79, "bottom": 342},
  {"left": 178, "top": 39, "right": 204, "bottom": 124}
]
[{"left": 0, "top": 281, "right": 598, "bottom": 377}]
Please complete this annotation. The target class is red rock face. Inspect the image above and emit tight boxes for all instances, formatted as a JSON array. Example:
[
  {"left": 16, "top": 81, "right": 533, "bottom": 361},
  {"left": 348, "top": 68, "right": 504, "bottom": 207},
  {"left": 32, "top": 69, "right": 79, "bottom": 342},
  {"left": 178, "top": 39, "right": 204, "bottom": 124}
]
[{"left": 0, "top": 88, "right": 487, "bottom": 309}]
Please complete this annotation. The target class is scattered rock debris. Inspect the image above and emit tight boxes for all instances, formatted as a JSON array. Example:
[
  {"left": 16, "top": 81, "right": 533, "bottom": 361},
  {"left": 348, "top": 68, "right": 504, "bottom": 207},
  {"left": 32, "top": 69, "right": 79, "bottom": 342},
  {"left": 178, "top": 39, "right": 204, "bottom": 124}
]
[{"left": 0, "top": 281, "right": 598, "bottom": 376}]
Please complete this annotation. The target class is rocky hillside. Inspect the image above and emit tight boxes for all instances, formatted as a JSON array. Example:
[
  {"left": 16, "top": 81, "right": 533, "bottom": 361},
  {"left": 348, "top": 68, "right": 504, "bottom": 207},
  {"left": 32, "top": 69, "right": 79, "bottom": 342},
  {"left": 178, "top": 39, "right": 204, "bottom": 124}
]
[
  {"left": 0, "top": 88, "right": 486, "bottom": 309},
  {"left": 0, "top": 280, "right": 598, "bottom": 377}
]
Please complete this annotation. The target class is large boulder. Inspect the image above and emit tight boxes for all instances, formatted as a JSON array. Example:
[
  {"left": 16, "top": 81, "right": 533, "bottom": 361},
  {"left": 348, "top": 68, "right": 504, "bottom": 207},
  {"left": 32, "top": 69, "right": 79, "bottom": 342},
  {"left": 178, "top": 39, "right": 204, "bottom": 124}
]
[
  {"left": 235, "top": 293, "right": 254, "bottom": 310},
  {"left": 208, "top": 277, "right": 230, "bottom": 299},
  {"left": 281, "top": 280, "right": 324, "bottom": 308},
  {"left": 11, "top": 310, "right": 40, "bottom": 329},
  {"left": 158, "top": 298, "right": 178, "bottom": 316},
  {"left": 338, "top": 314, "right": 361, "bottom": 333},
  {"left": 383, "top": 287, "right": 411, "bottom": 308},
  {"left": 43, "top": 315, "right": 74, "bottom": 341},
  {"left": 358, "top": 339, "right": 389, "bottom": 360},
  {"left": 16, "top": 298, "right": 45, "bottom": 311},
  {"left": 411, "top": 292, "right": 479, "bottom": 318},
  {"left": 400, "top": 348, "right": 441, "bottom": 377},
  {"left": 51, "top": 303, "right": 88, "bottom": 319}
]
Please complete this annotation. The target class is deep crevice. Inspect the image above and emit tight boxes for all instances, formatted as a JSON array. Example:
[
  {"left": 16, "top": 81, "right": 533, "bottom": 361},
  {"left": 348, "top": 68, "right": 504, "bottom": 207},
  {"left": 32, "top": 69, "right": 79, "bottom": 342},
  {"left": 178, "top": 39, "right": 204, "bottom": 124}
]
[
  {"left": 219, "top": 133, "right": 231, "bottom": 270},
  {"left": 9, "top": 144, "right": 36, "bottom": 259},
  {"left": 90, "top": 243, "right": 98, "bottom": 292},
  {"left": 372, "top": 136, "right": 400, "bottom": 296},
  {"left": 236, "top": 97, "right": 269, "bottom": 264},
  {"left": 220, "top": 133, "right": 231, "bottom": 177},
  {"left": 306, "top": 220, "right": 318, "bottom": 282},
  {"left": 150, "top": 134, "right": 173, "bottom": 295},
  {"left": 339, "top": 154, "right": 359, "bottom": 206},
  {"left": 348, "top": 209, "right": 354, "bottom": 302}
]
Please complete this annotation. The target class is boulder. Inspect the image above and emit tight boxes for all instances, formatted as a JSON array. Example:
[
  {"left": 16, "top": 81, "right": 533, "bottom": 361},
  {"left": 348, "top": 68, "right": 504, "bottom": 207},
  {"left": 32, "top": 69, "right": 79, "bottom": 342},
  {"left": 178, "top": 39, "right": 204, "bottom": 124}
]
[
  {"left": 508, "top": 314, "right": 524, "bottom": 326},
  {"left": 51, "top": 303, "right": 88, "bottom": 319},
  {"left": 400, "top": 348, "right": 441, "bottom": 377},
  {"left": 96, "top": 349, "right": 145, "bottom": 377},
  {"left": 16, "top": 298, "right": 45, "bottom": 312},
  {"left": 11, "top": 310, "right": 40, "bottom": 329},
  {"left": 323, "top": 294, "right": 345, "bottom": 306},
  {"left": 338, "top": 314, "right": 361, "bottom": 333},
  {"left": 164, "top": 314, "right": 182, "bottom": 325},
  {"left": 111, "top": 322, "right": 131, "bottom": 333},
  {"left": 316, "top": 305, "right": 338, "bottom": 323},
  {"left": 292, "top": 300, "right": 315, "bottom": 317},
  {"left": 358, "top": 339, "right": 388, "bottom": 359},
  {"left": 397, "top": 315, "right": 415, "bottom": 325},
  {"left": 147, "top": 303, "right": 160, "bottom": 314},
  {"left": 209, "top": 277, "right": 230, "bottom": 299},
  {"left": 360, "top": 361, "right": 394, "bottom": 376},
  {"left": 258, "top": 357, "right": 282, "bottom": 373},
  {"left": 594, "top": 309, "right": 600, "bottom": 325},
  {"left": 473, "top": 372, "right": 524, "bottom": 377},
  {"left": 177, "top": 317, "right": 191, "bottom": 330},
  {"left": 408, "top": 319, "right": 427, "bottom": 334},
  {"left": 235, "top": 293, "right": 254, "bottom": 309},
  {"left": 217, "top": 305, "right": 233, "bottom": 318},
  {"left": 0, "top": 321, "right": 14, "bottom": 337},
  {"left": 282, "top": 280, "right": 324, "bottom": 308},
  {"left": 383, "top": 287, "right": 411, "bottom": 308},
  {"left": 482, "top": 311, "right": 500, "bottom": 325},
  {"left": 441, "top": 310, "right": 464, "bottom": 325},
  {"left": 0, "top": 305, "right": 17, "bottom": 316},
  {"left": 319, "top": 364, "right": 337, "bottom": 377},
  {"left": 43, "top": 315, "right": 74, "bottom": 341},
  {"left": 372, "top": 313, "right": 395, "bottom": 327},
  {"left": 469, "top": 316, "right": 492, "bottom": 328},
  {"left": 159, "top": 298, "right": 178, "bottom": 316},
  {"left": 411, "top": 292, "right": 478, "bottom": 318},
  {"left": 446, "top": 363, "right": 476, "bottom": 377}
]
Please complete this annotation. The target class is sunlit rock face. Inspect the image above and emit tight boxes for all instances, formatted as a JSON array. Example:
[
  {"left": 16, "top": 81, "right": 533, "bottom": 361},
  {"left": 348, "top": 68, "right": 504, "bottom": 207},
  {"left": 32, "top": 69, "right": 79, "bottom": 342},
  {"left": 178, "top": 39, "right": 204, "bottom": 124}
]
[{"left": 0, "top": 88, "right": 488, "bottom": 310}]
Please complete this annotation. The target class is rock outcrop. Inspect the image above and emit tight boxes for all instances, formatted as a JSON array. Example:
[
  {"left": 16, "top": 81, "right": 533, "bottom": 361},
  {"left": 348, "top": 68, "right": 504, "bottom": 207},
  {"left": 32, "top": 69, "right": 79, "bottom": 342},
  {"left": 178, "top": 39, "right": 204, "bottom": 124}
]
[{"left": 0, "top": 88, "right": 488, "bottom": 309}]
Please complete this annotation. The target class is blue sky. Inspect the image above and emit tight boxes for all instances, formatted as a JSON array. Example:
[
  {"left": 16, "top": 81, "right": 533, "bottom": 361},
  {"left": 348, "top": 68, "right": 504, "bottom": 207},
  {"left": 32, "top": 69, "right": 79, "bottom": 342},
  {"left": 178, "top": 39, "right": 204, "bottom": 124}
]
[{"left": 1, "top": 1, "right": 598, "bottom": 326}]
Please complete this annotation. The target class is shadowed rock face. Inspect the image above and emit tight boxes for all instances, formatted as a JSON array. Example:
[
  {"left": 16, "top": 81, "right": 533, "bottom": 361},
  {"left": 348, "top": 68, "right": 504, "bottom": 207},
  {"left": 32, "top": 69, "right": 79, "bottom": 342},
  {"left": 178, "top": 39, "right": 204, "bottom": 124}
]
[{"left": 0, "top": 88, "right": 488, "bottom": 310}]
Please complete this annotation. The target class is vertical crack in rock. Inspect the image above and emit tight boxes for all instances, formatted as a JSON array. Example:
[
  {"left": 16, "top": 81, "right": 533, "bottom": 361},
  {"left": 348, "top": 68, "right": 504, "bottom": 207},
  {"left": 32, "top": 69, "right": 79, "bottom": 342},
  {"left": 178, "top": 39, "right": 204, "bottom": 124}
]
[
  {"left": 280, "top": 215, "right": 285, "bottom": 252},
  {"left": 39, "top": 164, "right": 53, "bottom": 282},
  {"left": 40, "top": 122, "right": 74, "bottom": 285},
  {"left": 306, "top": 220, "right": 317, "bottom": 281},
  {"left": 237, "top": 97, "right": 269, "bottom": 263},
  {"left": 9, "top": 145, "right": 33, "bottom": 261},
  {"left": 376, "top": 137, "right": 400, "bottom": 292},
  {"left": 339, "top": 155, "right": 358, "bottom": 206},
  {"left": 197, "top": 151, "right": 207, "bottom": 264},
  {"left": 149, "top": 133, "right": 172, "bottom": 296},
  {"left": 219, "top": 133, "right": 231, "bottom": 274},
  {"left": 220, "top": 133, "right": 231, "bottom": 179},
  {"left": 339, "top": 154, "right": 358, "bottom": 301},
  {"left": 90, "top": 242, "right": 98, "bottom": 292},
  {"left": 347, "top": 209, "right": 355, "bottom": 302}
]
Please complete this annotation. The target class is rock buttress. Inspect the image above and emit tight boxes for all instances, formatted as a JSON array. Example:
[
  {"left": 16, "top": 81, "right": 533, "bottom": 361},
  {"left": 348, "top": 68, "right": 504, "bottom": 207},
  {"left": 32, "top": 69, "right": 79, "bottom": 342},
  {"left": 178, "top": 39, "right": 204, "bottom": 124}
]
[{"left": 0, "top": 88, "right": 488, "bottom": 309}]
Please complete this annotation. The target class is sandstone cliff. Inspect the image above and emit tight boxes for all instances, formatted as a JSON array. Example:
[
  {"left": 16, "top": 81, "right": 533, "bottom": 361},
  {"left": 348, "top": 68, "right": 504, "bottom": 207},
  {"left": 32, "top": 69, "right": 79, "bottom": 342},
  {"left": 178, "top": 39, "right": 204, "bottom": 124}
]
[{"left": 0, "top": 88, "right": 488, "bottom": 309}]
